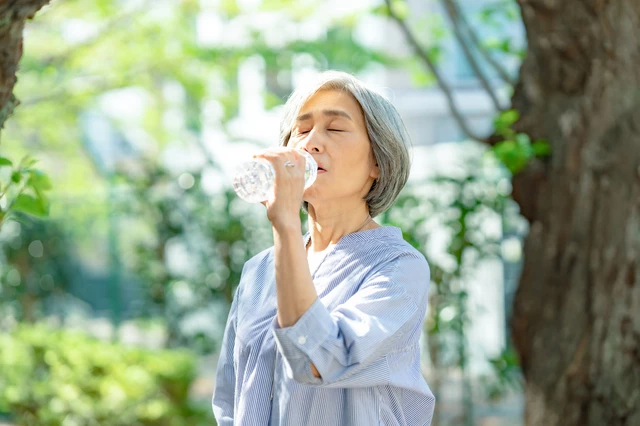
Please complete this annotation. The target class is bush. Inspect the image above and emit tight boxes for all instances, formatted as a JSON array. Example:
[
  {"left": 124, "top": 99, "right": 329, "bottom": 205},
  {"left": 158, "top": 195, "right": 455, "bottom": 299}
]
[{"left": 0, "top": 324, "right": 212, "bottom": 426}]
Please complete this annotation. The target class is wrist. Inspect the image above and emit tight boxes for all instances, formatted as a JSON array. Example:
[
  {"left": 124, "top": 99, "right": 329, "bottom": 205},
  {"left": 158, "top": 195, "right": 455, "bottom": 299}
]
[{"left": 272, "top": 218, "right": 302, "bottom": 235}]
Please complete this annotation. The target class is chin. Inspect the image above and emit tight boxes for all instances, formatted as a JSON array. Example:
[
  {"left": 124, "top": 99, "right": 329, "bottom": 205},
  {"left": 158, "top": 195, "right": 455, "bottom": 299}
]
[{"left": 302, "top": 191, "right": 315, "bottom": 203}]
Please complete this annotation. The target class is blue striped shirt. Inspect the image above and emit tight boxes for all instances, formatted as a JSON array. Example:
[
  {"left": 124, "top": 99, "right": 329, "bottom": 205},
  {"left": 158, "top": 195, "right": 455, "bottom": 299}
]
[{"left": 212, "top": 226, "right": 435, "bottom": 425}]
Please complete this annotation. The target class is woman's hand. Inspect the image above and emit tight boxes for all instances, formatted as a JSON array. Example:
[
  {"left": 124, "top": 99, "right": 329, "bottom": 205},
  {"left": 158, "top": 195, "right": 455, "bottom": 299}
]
[{"left": 254, "top": 148, "right": 306, "bottom": 231}]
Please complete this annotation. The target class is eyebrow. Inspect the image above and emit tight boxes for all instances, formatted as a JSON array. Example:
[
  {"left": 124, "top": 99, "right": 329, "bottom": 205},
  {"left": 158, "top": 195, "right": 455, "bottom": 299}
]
[{"left": 296, "top": 109, "right": 352, "bottom": 122}]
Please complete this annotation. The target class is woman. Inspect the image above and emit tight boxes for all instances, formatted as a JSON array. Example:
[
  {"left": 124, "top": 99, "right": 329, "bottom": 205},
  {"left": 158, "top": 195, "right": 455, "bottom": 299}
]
[{"left": 212, "top": 71, "right": 435, "bottom": 425}]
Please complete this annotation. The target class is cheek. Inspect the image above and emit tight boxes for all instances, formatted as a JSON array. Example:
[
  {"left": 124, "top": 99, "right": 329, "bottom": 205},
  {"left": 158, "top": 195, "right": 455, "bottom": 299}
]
[
  {"left": 333, "top": 163, "right": 371, "bottom": 187},
  {"left": 288, "top": 137, "right": 300, "bottom": 148}
]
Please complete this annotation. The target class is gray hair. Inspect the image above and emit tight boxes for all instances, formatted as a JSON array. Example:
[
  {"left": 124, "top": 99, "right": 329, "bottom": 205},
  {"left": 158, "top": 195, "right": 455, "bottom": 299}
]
[{"left": 279, "top": 70, "right": 412, "bottom": 218}]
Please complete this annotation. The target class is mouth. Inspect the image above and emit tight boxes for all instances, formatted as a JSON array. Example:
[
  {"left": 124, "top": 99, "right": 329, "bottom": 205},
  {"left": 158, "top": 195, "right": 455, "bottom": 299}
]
[{"left": 317, "top": 163, "right": 327, "bottom": 173}]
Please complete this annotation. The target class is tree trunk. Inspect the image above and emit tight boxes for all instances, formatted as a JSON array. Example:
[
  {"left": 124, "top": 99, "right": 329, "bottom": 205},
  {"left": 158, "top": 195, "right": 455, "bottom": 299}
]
[
  {"left": 0, "top": 0, "right": 51, "bottom": 133},
  {"left": 510, "top": 1, "right": 640, "bottom": 425}
]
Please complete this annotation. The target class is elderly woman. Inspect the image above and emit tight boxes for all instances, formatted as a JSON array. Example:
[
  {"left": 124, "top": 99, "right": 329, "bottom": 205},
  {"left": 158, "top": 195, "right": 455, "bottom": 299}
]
[{"left": 212, "top": 71, "right": 435, "bottom": 425}]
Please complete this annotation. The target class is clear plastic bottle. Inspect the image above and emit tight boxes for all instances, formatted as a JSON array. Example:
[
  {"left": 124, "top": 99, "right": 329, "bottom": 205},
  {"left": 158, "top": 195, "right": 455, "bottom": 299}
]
[{"left": 232, "top": 150, "right": 318, "bottom": 203}]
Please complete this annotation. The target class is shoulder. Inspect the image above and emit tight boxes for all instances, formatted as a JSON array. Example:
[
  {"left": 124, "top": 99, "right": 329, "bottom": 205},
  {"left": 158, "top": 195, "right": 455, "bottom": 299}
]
[
  {"left": 376, "top": 234, "right": 428, "bottom": 267},
  {"left": 360, "top": 228, "right": 431, "bottom": 301},
  {"left": 242, "top": 246, "right": 274, "bottom": 273},
  {"left": 235, "top": 246, "right": 274, "bottom": 295},
  {"left": 357, "top": 227, "right": 429, "bottom": 274}
]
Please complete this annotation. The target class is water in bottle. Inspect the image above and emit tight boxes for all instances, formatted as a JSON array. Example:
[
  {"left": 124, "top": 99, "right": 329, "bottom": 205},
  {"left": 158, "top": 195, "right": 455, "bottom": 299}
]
[{"left": 233, "top": 150, "right": 318, "bottom": 203}]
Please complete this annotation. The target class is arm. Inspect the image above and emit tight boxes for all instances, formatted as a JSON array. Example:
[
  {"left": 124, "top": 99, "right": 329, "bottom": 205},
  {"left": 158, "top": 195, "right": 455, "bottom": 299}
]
[
  {"left": 255, "top": 148, "right": 425, "bottom": 382},
  {"left": 272, "top": 253, "right": 430, "bottom": 387},
  {"left": 212, "top": 287, "right": 240, "bottom": 425},
  {"left": 272, "top": 224, "right": 318, "bottom": 327},
  {"left": 272, "top": 223, "right": 322, "bottom": 376},
  {"left": 253, "top": 149, "right": 320, "bottom": 330}
]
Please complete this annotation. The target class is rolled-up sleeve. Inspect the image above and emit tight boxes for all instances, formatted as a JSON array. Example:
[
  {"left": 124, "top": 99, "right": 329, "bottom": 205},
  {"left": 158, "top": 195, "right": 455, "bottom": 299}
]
[
  {"left": 272, "top": 254, "right": 429, "bottom": 387},
  {"left": 212, "top": 286, "right": 240, "bottom": 425}
]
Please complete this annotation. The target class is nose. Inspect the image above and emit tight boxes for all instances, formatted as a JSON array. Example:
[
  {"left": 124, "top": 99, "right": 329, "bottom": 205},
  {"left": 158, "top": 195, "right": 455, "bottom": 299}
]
[{"left": 297, "top": 129, "right": 324, "bottom": 154}]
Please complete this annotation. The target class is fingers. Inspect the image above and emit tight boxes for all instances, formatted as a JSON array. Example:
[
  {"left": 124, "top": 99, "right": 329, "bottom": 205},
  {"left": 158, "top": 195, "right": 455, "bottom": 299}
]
[
  {"left": 253, "top": 149, "right": 307, "bottom": 223},
  {"left": 254, "top": 148, "right": 302, "bottom": 170}
]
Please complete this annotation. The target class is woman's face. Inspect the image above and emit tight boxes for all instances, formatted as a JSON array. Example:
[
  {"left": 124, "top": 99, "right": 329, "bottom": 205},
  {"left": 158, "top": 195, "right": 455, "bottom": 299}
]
[{"left": 289, "top": 89, "right": 379, "bottom": 209}]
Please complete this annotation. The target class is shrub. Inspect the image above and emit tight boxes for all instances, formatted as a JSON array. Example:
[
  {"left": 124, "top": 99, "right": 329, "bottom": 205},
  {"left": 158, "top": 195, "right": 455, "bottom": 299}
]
[{"left": 0, "top": 324, "right": 212, "bottom": 426}]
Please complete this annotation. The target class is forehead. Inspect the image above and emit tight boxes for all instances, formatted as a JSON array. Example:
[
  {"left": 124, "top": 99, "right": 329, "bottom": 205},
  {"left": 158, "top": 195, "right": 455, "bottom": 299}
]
[{"left": 299, "top": 89, "right": 364, "bottom": 120}]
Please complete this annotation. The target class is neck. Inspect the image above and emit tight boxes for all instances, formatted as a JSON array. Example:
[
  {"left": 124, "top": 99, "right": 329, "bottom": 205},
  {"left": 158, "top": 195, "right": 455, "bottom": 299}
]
[{"left": 306, "top": 203, "right": 376, "bottom": 253}]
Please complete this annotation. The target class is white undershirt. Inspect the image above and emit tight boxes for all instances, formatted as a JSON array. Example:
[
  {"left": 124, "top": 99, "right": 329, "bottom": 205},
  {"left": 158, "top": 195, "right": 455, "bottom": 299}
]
[{"left": 306, "top": 242, "right": 334, "bottom": 278}]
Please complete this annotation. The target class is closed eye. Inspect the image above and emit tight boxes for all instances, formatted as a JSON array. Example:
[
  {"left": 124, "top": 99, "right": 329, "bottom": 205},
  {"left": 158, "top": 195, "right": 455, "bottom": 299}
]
[{"left": 328, "top": 129, "right": 343, "bottom": 132}]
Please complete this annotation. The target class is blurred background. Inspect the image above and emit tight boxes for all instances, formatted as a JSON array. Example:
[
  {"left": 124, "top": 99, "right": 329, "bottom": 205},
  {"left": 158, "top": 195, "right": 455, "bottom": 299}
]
[{"left": 1, "top": 0, "right": 530, "bottom": 425}]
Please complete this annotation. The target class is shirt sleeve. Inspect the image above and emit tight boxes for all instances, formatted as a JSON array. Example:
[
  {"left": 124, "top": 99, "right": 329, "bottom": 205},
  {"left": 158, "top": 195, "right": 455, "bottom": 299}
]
[
  {"left": 272, "top": 253, "right": 429, "bottom": 387},
  {"left": 212, "top": 286, "right": 240, "bottom": 425}
]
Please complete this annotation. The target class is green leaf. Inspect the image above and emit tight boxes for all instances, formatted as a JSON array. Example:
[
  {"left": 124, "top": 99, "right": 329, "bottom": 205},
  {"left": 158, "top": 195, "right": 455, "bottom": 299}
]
[
  {"left": 28, "top": 170, "right": 53, "bottom": 191},
  {"left": 11, "top": 194, "right": 49, "bottom": 217},
  {"left": 0, "top": 157, "right": 12, "bottom": 167},
  {"left": 515, "top": 132, "right": 530, "bottom": 145},
  {"left": 220, "top": 0, "right": 240, "bottom": 17},
  {"left": 21, "top": 156, "right": 37, "bottom": 168},
  {"left": 427, "top": 45, "right": 442, "bottom": 63},
  {"left": 370, "top": 4, "right": 389, "bottom": 16},
  {"left": 499, "top": 39, "right": 512, "bottom": 53},
  {"left": 389, "top": 0, "right": 409, "bottom": 20},
  {"left": 33, "top": 187, "right": 49, "bottom": 209},
  {"left": 505, "top": 6, "right": 520, "bottom": 21},
  {"left": 493, "top": 140, "right": 530, "bottom": 174},
  {"left": 532, "top": 139, "right": 552, "bottom": 157},
  {"left": 479, "top": 8, "right": 495, "bottom": 22},
  {"left": 494, "top": 110, "right": 519, "bottom": 130},
  {"left": 410, "top": 68, "right": 435, "bottom": 87},
  {"left": 11, "top": 171, "right": 22, "bottom": 184}
]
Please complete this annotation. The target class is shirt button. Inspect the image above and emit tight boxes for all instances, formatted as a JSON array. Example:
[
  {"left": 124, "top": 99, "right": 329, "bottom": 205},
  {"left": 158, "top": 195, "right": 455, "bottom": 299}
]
[{"left": 297, "top": 336, "right": 307, "bottom": 345}]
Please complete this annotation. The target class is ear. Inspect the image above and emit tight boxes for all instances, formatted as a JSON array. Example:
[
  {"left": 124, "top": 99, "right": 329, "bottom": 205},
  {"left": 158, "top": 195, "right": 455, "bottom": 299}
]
[{"left": 370, "top": 162, "right": 379, "bottom": 180}]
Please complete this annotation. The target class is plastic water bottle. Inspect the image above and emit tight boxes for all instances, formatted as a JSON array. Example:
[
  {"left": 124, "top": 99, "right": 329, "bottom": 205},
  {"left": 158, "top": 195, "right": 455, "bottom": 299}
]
[{"left": 233, "top": 150, "right": 318, "bottom": 203}]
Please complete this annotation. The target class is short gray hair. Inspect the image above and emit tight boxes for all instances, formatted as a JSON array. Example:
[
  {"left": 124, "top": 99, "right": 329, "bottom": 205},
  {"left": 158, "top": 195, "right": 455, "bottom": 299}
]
[{"left": 279, "top": 70, "right": 412, "bottom": 218}]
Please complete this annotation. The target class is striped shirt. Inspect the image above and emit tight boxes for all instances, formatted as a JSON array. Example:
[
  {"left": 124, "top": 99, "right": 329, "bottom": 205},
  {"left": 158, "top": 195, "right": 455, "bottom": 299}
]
[{"left": 212, "top": 226, "right": 435, "bottom": 425}]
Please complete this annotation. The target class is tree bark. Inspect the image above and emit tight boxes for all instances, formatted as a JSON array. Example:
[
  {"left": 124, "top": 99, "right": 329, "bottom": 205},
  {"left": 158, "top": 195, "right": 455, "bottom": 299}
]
[
  {"left": 510, "top": 1, "right": 640, "bottom": 425},
  {"left": 0, "top": 0, "right": 51, "bottom": 133}
]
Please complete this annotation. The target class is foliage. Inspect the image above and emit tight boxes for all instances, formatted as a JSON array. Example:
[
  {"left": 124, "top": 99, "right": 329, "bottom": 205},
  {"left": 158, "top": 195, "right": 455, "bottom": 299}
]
[
  {"left": 477, "top": 0, "right": 526, "bottom": 59},
  {"left": 0, "top": 155, "right": 52, "bottom": 227},
  {"left": 0, "top": 2, "right": 530, "bottom": 422},
  {"left": 491, "top": 109, "right": 551, "bottom": 174},
  {"left": 377, "top": 143, "right": 525, "bottom": 420},
  {"left": 381, "top": 145, "right": 513, "bottom": 368},
  {"left": 113, "top": 161, "right": 273, "bottom": 353},
  {"left": 1, "top": 0, "right": 388, "bottom": 352},
  {"left": 0, "top": 324, "right": 211, "bottom": 426},
  {"left": 2, "top": 0, "right": 390, "bottom": 194},
  {"left": 482, "top": 346, "right": 523, "bottom": 402},
  {"left": 0, "top": 218, "right": 74, "bottom": 324}
]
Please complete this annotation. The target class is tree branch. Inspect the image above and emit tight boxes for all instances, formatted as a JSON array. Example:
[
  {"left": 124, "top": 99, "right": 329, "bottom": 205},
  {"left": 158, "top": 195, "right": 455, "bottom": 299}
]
[
  {"left": 441, "top": 0, "right": 506, "bottom": 111},
  {"left": 449, "top": 0, "right": 516, "bottom": 86},
  {"left": 38, "top": 4, "right": 150, "bottom": 69},
  {"left": 20, "top": 63, "right": 155, "bottom": 107},
  {"left": 384, "top": 0, "right": 487, "bottom": 143}
]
